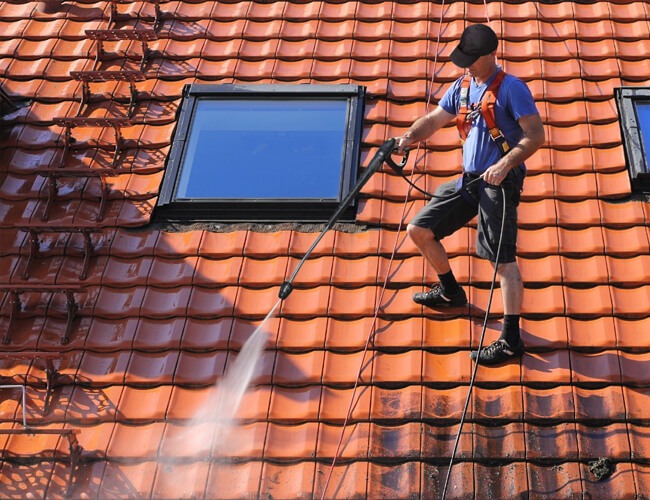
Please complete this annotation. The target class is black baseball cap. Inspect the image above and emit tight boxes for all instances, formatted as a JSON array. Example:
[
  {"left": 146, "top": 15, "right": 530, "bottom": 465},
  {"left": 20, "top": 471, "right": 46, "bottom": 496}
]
[{"left": 450, "top": 24, "right": 499, "bottom": 68}]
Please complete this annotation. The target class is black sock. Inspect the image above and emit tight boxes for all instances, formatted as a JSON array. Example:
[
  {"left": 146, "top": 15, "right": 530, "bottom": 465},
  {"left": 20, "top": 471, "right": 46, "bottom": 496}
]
[
  {"left": 500, "top": 315, "right": 520, "bottom": 346},
  {"left": 438, "top": 270, "right": 459, "bottom": 295}
]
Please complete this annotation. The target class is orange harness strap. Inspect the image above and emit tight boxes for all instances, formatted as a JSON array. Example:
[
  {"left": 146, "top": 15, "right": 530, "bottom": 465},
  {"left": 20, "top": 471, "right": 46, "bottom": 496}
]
[{"left": 456, "top": 70, "right": 510, "bottom": 156}]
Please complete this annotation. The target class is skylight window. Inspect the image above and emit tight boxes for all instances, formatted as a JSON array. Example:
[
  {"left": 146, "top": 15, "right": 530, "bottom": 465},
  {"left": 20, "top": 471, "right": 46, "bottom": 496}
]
[
  {"left": 157, "top": 84, "right": 365, "bottom": 221},
  {"left": 615, "top": 87, "right": 650, "bottom": 191}
]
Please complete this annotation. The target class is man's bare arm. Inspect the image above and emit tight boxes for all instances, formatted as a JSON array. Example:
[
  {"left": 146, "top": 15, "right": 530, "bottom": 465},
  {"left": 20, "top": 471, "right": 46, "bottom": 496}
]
[
  {"left": 396, "top": 105, "right": 456, "bottom": 152},
  {"left": 482, "top": 113, "right": 545, "bottom": 186}
]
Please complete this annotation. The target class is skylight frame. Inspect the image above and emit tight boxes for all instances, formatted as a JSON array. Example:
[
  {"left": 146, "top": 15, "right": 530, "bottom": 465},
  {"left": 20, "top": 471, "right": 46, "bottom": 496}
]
[
  {"left": 156, "top": 83, "right": 366, "bottom": 221},
  {"left": 615, "top": 87, "right": 650, "bottom": 192}
]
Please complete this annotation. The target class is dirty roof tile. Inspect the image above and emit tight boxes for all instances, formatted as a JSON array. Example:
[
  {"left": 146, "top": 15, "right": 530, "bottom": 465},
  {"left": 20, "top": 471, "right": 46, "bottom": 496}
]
[
  {"left": 623, "top": 386, "right": 650, "bottom": 423},
  {"left": 258, "top": 462, "right": 316, "bottom": 500},
  {"left": 619, "top": 352, "right": 649, "bottom": 386},
  {"left": 528, "top": 462, "right": 584, "bottom": 498},
  {"left": 578, "top": 422, "right": 631, "bottom": 461},
  {"left": 573, "top": 385, "right": 626, "bottom": 421},
  {"left": 203, "top": 461, "right": 262, "bottom": 500},
  {"left": 523, "top": 385, "right": 573, "bottom": 421},
  {"left": 422, "top": 423, "right": 473, "bottom": 460}
]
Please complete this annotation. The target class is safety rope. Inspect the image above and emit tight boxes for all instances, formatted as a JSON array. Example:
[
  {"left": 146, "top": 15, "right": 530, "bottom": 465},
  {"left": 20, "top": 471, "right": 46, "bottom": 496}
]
[{"left": 319, "top": 1, "right": 449, "bottom": 498}]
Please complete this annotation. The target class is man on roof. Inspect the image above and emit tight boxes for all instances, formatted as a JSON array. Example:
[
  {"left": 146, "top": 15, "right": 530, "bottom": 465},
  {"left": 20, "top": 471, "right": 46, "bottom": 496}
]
[{"left": 396, "top": 24, "right": 545, "bottom": 365}]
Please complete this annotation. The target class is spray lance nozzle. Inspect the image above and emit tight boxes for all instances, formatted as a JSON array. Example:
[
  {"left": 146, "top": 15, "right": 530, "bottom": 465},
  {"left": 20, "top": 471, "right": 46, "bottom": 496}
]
[
  {"left": 277, "top": 138, "right": 408, "bottom": 301},
  {"left": 278, "top": 281, "right": 294, "bottom": 300}
]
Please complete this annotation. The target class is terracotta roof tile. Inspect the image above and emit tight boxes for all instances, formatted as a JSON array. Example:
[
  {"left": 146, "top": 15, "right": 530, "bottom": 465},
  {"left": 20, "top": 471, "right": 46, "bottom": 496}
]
[
  {"left": 616, "top": 38, "right": 650, "bottom": 59},
  {"left": 611, "top": 286, "right": 650, "bottom": 319},
  {"left": 203, "top": 461, "right": 263, "bottom": 499},
  {"left": 574, "top": 385, "right": 626, "bottom": 422},
  {"left": 571, "top": 350, "right": 622, "bottom": 384},
  {"left": 616, "top": 317, "right": 650, "bottom": 352},
  {"left": 84, "top": 316, "right": 137, "bottom": 351},
  {"left": 623, "top": 386, "right": 650, "bottom": 421},
  {"left": 518, "top": 199, "right": 558, "bottom": 227}
]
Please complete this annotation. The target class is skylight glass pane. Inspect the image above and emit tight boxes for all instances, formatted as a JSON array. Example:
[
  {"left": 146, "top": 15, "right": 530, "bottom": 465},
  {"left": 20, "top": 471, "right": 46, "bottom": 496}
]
[
  {"left": 176, "top": 99, "right": 349, "bottom": 200},
  {"left": 635, "top": 101, "right": 650, "bottom": 161}
]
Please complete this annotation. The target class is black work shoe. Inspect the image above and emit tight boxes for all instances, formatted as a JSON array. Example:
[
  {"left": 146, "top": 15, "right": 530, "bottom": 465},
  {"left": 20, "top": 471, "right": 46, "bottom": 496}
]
[
  {"left": 413, "top": 284, "right": 467, "bottom": 309},
  {"left": 470, "top": 338, "right": 524, "bottom": 366}
]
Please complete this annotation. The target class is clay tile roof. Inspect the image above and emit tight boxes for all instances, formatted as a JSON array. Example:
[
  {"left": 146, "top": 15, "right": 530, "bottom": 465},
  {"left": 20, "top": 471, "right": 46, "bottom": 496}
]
[{"left": 1, "top": 0, "right": 649, "bottom": 498}]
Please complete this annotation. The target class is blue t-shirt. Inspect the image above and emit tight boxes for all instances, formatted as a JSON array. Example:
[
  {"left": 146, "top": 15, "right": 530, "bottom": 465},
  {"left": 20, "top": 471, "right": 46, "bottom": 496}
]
[{"left": 439, "top": 68, "right": 539, "bottom": 175}]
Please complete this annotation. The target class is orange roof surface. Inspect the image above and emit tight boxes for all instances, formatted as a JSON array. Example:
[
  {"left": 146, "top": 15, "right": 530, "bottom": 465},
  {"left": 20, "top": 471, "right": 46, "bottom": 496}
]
[{"left": 1, "top": 0, "right": 650, "bottom": 498}]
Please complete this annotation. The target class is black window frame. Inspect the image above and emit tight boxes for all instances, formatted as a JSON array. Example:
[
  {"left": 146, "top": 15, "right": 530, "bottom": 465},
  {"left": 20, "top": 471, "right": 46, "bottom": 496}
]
[
  {"left": 156, "top": 83, "right": 366, "bottom": 221},
  {"left": 615, "top": 87, "right": 650, "bottom": 192}
]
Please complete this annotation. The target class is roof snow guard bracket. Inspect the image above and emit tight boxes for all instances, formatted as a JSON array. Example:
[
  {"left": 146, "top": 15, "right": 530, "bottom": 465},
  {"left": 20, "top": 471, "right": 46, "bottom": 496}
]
[
  {"left": 0, "top": 428, "right": 81, "bottom": 497},
  {"left": 54, "top": 116, "right": 133, "bottom": 168},
  {"left": 85, "top": 29, "right": 158, "bottom": 71},
  {"left": 0, "top": 286, "right": 82, "bottom": 345},
  {"left": 0, "top": 352, "right": 63, "bottom": 416},
  {"left": 35, "top": 167, "right": 112, "bottom": 222},
  {"left": 19, "top": 226, "right": 100, "bottom": 280},
  {"left": 70, "top": 70, "right": 145, "bottom": 118},
  {"left": 109, "top": 0, "right": 165, "bottom": 31}
]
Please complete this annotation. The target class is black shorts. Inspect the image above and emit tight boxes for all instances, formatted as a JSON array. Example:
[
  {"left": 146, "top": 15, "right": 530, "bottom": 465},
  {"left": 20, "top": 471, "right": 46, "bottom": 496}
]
[{"left": 409, "top": 169, "right": 524, "bottom": 263}]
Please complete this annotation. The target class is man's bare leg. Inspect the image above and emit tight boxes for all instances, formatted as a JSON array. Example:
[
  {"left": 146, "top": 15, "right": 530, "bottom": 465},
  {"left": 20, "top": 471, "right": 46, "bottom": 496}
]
[
  {"left": 407, "top": 224, "right": 450, "bottom": 274},
  {"left": 407, "top": 224, "right": 466, "bottom": 306},
  {"left": 471, "top": 261, "right": 525, "bottom": 365},
  {"left": 496, "top": 261, "right": 523, "bottom": 315}
]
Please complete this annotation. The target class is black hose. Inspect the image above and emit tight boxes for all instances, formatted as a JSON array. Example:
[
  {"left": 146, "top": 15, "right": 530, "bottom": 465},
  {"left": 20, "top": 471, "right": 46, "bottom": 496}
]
[{"left": 385, "top": 148, "right": 483, "bottom": 200}]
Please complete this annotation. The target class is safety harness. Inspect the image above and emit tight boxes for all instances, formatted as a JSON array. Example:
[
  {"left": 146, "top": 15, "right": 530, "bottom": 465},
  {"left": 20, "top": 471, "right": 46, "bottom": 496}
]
[{"left": 456, "top": 69, "right": 510, "bottom": 156}]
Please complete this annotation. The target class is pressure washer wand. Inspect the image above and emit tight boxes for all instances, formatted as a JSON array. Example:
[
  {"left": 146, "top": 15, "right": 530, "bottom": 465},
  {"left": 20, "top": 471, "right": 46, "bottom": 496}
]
[{"left": 278, "top": 138, "right": 406, "bottom": 300}]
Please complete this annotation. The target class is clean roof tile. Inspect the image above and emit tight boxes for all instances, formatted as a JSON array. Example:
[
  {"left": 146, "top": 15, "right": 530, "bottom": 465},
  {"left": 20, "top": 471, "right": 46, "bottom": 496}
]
[{"left": 566, "top": 316, "right": 616, "bottom": 351}]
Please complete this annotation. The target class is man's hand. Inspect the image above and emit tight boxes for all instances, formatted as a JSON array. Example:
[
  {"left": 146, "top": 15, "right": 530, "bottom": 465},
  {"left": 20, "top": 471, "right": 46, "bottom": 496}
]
[
  {"left": 482, "top": 163, "right": 510, "bottom": 186},
  {"left": 482, "top": 113, "right": 545, "bottom": 186},
  {"left": 395, "top": 133, "right": 414, "bottom": 154}
]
